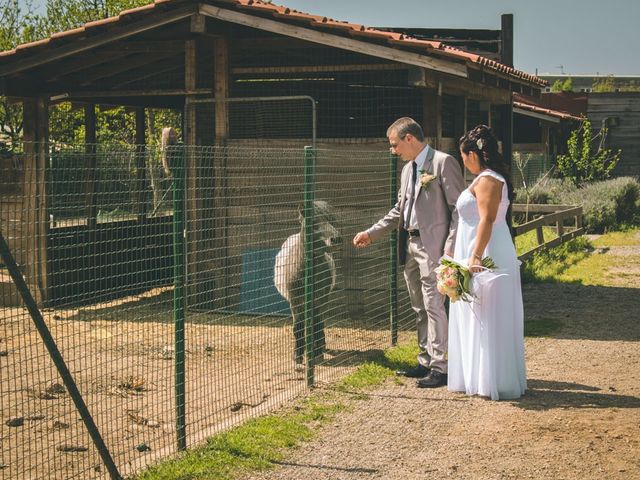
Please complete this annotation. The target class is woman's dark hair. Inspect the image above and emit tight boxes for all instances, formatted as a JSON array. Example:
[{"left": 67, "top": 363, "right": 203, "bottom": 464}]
[{"left": 459, "top": 125, "right": 516, "bottom": 236}]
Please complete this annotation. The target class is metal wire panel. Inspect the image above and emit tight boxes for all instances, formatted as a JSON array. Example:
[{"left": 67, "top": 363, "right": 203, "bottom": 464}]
[{"left": 1, "top": 142, "right": 416, "bottom": 479}]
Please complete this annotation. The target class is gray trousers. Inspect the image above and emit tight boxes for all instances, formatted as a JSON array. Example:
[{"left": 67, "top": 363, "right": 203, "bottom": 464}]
[{"left": 403, "top": 236, "right": 448, "bottom": 374}]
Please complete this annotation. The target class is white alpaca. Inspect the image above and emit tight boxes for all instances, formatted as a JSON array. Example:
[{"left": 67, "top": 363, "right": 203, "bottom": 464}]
[{"left": 274, "top": 201, "right": 338, "bottom": 364}]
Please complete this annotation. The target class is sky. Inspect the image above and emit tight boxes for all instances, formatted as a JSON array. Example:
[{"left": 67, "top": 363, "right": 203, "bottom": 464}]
[{"left": 20, "top": 0, "right": 640, "bottom": 76}]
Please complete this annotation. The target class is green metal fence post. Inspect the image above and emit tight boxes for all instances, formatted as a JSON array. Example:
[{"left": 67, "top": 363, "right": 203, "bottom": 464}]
[
  {"left": 303, "top": 146, "right": 316, "bottom": 386},
  {"left": 0, "top": 230, "right": 122, "bottom": 480},
  {"left": 389, "top": 152, "right": 399, "bottom": 346},
  {"left": 172, "top": 145, "right": 187, "bottom": 451}
]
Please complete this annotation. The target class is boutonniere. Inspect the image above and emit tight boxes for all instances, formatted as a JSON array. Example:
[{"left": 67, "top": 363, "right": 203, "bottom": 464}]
[{"left": 419, "top": 170, "right": 437, "bottom": 189}]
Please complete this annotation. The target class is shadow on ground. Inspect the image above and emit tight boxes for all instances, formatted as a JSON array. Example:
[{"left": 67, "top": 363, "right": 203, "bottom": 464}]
[
  {"left": 511, "top": 378, "right": 640, "bottom": 411},
  {"left": 523, "top": 283, "right": 640, "bottom": 341}
]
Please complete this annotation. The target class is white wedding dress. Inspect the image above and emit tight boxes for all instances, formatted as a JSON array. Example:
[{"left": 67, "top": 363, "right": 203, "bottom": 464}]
[{"left": 448, "top": 169, "right": 526, "bottom": 400}]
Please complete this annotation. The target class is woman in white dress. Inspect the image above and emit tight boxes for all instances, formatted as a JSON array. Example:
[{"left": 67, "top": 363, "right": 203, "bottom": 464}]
[{"left": 447, "top": 125, "right": 526, "bottom": 400}]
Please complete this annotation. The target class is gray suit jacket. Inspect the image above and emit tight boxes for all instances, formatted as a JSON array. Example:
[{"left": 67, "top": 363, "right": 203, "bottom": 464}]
[{"left": 367, "top": 147, "right": 465, "bottom": 265}]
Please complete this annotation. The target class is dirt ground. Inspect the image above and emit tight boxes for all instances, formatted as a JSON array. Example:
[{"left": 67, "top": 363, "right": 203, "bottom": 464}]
[
  {"left": 0, "top": 286, "right": 414, "bottom": 480},
  {"left": 246, "top": 241, "right": 640, "bottom": 480},
  {"left": 2, "top": 239, "right": 640, "bottom": 479}
]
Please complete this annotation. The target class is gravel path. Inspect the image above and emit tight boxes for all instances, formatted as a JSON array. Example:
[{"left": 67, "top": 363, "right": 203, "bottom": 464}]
[{"left": 246, "top": 246, "right": 640, "bottom": 480}]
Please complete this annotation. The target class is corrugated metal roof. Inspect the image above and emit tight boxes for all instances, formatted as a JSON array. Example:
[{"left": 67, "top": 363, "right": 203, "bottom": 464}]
[{"left": 0, "top": 0, "right": 547, "bottom": 87}]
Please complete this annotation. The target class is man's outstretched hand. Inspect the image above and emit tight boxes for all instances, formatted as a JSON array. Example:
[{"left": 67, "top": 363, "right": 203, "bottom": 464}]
[{"left": 353, "top": 231, "right": 372, "bottom": 248}]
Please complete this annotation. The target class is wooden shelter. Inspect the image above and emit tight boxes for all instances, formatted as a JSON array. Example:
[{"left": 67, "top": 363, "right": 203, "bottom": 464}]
[{"left": 0, "top": 0, "right": 546, "bottom": 307}]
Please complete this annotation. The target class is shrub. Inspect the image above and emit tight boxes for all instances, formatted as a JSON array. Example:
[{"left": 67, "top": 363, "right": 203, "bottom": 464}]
[
  {"left": 515, "top": 177, "right": 640, "bottom": 233},
  {"left": 514, "top": 177, "right": 573, "bottom": 205},
  {"left": 562, "top": 177, "right": 640, "bottom": 233}
]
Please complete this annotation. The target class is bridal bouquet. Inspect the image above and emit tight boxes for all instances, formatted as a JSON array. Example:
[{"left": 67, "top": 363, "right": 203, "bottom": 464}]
[{"left": 435, "top": 255, "right": 497, "bottom": 303}]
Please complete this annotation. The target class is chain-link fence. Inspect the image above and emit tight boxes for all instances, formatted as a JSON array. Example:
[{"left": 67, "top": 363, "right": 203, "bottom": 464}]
[{"left": 0, "top": 142, "right": 416, "bottom": 479}]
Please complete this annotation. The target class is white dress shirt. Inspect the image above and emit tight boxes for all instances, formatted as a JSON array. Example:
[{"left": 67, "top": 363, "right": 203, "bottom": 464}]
[{"left": 404, "top": 145, "right": 430, "bottom": 230}]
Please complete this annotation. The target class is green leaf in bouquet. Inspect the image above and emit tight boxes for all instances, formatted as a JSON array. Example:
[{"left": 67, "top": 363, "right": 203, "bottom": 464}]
[{"left": 481, "top": 257, "right": 497, "bottom": 270}]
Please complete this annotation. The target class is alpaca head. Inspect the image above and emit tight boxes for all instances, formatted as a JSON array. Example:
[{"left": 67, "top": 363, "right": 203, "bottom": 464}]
[{"left": 298, "top": 200, "right": 340, "bottom": 247}]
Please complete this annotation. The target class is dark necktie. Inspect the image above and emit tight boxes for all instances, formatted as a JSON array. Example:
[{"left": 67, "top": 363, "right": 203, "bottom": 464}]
[{"left": 404, "top": 161, "right": 417, "bottom": 230}]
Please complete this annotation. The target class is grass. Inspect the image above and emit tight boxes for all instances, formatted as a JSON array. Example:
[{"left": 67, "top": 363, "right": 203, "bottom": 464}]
[
  {"left": 136, "top": 396, "right": 346, "bottom": 480},
  {"left": 521, "top": 228, "right": 639, "bottom": 286},
  {"left": 592, "top": 228, "right": 640, "bottom": 247},
  {"left": 335, "top": 342, "right": 420, "bottom": 391},
  {"left": 136, "top": 343, "right": 419, "bottom": 480},
  {"left": 520, "top": 235, "right": 593, "bottom": 283},
  {"left": 515, "top": 226, "right": 558, "bottom": 256}
]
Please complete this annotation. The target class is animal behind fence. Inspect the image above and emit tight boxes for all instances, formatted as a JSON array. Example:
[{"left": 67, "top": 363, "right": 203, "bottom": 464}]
[{"left": 274, "top": 200, "right": 340, "bottom": 367}]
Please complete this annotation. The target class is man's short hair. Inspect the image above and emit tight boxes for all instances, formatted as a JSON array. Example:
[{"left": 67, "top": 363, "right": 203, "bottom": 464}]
[{"left": 387, "top": 117, "right": 425, "bottom": 142}]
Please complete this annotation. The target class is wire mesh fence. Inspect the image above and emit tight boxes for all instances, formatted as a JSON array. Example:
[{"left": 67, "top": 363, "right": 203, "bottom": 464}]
[
  {"left": 0, "top": 142, "right": 416, "bottom": 479},
  {"left": 512, "top": 151, "right": 553, "bottom": 189}
]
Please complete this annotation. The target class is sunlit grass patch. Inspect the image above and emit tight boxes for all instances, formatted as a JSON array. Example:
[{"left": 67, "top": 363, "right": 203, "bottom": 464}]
[
  {"left": 136, "top": 396, "right": 346, "bottom": 480},
  {"left": 556, "top": 254, "right": 640, "bottom": 287},
  {"left": 593, "top": 228, "right": 640, "bottom": 247},
  {"left": 520, "top": 236, "right": 593, "bottom": 283},
  {"left": 382, "top": 342, "right": 420, "bottom": 371},
  {"left": 515, "top": 227, "right": 558, "bottom": 256},
  {"left": 336, "top": 342, "right": 419, "bottom": 390},
  {"left": 337, "top": 362, "right": 393, "bottom": 390}
]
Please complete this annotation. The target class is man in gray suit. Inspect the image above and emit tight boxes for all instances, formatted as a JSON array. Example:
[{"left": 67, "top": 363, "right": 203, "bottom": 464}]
[{"left": 353, "top": 117, "right": 464, "bottom": 388}]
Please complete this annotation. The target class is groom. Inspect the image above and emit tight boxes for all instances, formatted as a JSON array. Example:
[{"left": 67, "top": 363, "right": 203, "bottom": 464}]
[{"left": 353, "top": 117, "right": 464, "bottom": 388}]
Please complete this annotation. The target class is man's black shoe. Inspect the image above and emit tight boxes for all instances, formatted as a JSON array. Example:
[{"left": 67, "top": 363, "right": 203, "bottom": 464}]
[
  {"left": 395, "top": 364, "right": 430, "bottom": 378},
  {"left": 416, "top": 371, "right": 448, "bottom": 388}
]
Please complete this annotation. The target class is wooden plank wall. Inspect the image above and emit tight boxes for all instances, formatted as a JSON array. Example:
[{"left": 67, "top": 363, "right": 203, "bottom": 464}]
[{"left": 587, "top": 93, "right": 640, "bottom": 176}]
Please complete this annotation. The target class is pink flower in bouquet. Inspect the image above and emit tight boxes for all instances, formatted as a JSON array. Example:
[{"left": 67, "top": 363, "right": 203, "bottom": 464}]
[{"left": 436, "top": 256, "right": 497, "bottom": 303}]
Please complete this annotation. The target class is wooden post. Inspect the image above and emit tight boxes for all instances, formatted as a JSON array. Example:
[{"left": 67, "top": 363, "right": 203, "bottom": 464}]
[
  {"left": 500, "top": 103, "right": 514, "bottom": 170},
  {"left": 541, "top": 124, "right": 550, "bottom": 170},
  {"left": 214, "top": 37, "right": 229, "bottom": 143},
  {"left": 422, "top": 86, "right": 441, "bottom": 149},
  {"left": 84, "top": 104, "right": 97, "bottom": 230},
  {"left": 536, "top": 226, "right": 544, "bottom": 246},
  {"left": 453, "top": 95, "right": 466, "bottom": 143},
  {"left": 210, "top": 35, "right": 231, "bottom": 307},
  {"left": 501, "top": 14, "right": 514, "bottom": 68},
  {"left": 135, "top": 107, "right": 147, "bottom": 222},
  {"left": 184, "top": 39, "right": 202, "bottom": 305},
  {"left": 22, "top": 97, "right": 49, "bottom": 305}
]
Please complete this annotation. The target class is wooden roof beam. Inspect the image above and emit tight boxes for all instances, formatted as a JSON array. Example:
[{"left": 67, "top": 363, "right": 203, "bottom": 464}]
[
  {"left": 231, "top": 63, "right": 405, "bottom": 75},
  {"left": 40, "top": 50, "right": 130, "bottom": 81},
  {"left": 74, "top": 51, "right": 179, "bottom": 86},
  {"left": 409, "top": 67, "right": 511, "bottom": 104},
  {"left": 198, "top": 4, "right": 468, "bottom": 78},
  {"left": 101, "top": 40, "right": 185, "bottom": 54},
  {"left": 0, "top": 5, "right": 196, "bottom": 76},
  {"left": 112, "top": 62, "right": 182, "bottom": 89}
]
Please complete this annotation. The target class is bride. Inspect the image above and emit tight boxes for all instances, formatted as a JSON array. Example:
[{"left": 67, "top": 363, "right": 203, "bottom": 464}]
[{"left": 447, "top": 125, "right": 527, "bottom": 400}]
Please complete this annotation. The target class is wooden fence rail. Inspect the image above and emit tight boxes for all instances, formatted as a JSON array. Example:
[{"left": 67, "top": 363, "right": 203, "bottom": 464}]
[{"left": 512, "top": 204, "right": 584, "bottom": 261}]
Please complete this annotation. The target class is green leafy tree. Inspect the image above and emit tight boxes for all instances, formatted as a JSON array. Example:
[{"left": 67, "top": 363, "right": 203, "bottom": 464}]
[
  {"left": 2, "top": 0, "right": 182, "bottom": 149},
  {"left": 620, "top": 80, "right": 640, "bottom": 92},
  {"left": 592, "top": 75, "right": 616, "bottom": 92},
  {"left": 551, "top": 77, "right": 573, "bottom": 92},
  {"left": 556, "top": 118, "right": 621, "bottom": 186},
  {"left": 0, "top": 0, "right": 40, "bottom": 149}
]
